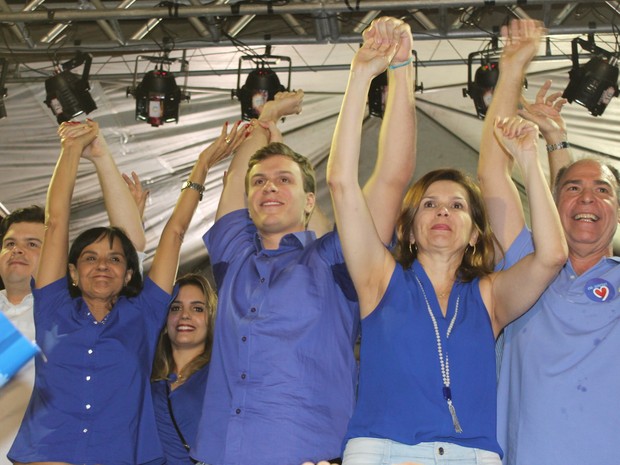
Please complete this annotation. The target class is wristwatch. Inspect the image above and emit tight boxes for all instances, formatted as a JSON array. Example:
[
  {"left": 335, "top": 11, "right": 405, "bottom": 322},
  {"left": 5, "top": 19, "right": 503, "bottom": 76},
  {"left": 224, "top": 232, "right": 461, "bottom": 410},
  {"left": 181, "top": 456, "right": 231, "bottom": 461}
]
[
  {"left": 546, "top": 141, "right": 570, "bottom": 153},
  {"left": 181, "top": 180, "right": 205, "bottom": 201}
]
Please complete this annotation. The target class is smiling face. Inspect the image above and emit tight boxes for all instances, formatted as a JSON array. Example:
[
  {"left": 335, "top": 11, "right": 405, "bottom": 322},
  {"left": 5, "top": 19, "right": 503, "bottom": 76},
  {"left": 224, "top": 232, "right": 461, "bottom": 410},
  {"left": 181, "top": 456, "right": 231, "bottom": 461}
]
[
  {"left": 166, "top": 284, "right": 210, "bottom": 351},
  {"left": 556, "top": 159, "right": 620, "bottom": 258},
  {"left": 247, "top": 154, "right": 315, "bottom": 246},
  {"left": 412, "top": 180, "right": 478, "bottom": 254},
  {"left": 68, "top": 235, "right": 132, "bottom": 305},
  {"left": 0, "top": 221, "right": 45, "bottom": 291}
]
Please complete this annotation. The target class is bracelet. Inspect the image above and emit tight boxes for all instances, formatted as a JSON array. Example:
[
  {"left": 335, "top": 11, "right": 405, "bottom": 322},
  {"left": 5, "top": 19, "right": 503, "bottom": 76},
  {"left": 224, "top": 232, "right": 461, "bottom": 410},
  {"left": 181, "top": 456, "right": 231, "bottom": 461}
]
[
  {"left": 181, "top": 180, "right": 205, "bottom": 201},
  {"left": 546, "top": 141, "right": 570, "bottom": 153},
  {"left": 388, "top": 55, "right": 414, "bottom": 70}
]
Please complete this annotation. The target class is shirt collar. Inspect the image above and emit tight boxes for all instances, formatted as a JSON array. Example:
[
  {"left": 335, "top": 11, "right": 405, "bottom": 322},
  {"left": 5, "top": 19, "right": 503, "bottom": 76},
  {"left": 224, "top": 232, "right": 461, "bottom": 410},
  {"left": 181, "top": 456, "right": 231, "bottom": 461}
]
[
  {"left": 253, "top": 229, "right": 317, "bottom": 253},
  {"left": 0, "top": 289, "right": 34, "bottom": 316}
]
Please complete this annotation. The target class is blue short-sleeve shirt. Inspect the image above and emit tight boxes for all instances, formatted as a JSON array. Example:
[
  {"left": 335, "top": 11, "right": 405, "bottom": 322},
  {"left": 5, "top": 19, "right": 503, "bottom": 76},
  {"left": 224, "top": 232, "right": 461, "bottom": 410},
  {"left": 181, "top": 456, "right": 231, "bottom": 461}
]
[
  {"left": 497, "top": 227, "right": 620, "bottom": 465},
  {"left": 194, "top": 209, "right": 359, "bottom": 465},
  {"left": 9, "top": 276, "right": 171, "bottom": 465}
]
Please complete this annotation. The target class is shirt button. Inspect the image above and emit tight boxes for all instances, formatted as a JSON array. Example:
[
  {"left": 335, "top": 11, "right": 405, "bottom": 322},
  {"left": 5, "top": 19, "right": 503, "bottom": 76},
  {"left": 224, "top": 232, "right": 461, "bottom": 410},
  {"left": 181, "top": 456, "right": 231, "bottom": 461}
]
[
  {"left": 241, "top": 373, "right": 246, "bottom": 379},
  {"left": 260, "top": 277, "right": 265, "bottom": 283},
  {"left": 250, "top": 307, "right": 256, "bottom": 313},
  {"left": 85, "top": 375, "right": 91, "bottom": 381},
  {"left": 85, "top": 404, "right": 91, "bottom": 410},
  {"left": 235, "top": 408, "right": 241, "bottom": 414},
  {"left": 241, "top": 336, "right": 247, "bottom": 342},
  {"left": 87, "top": 349, "right": 93, "bottom": 354},
  {"left": 83, "top": 428, "right": 88, "bottom": 433},
  {"left": 438, "top": 447, "right": 444, "bottom": 455}
]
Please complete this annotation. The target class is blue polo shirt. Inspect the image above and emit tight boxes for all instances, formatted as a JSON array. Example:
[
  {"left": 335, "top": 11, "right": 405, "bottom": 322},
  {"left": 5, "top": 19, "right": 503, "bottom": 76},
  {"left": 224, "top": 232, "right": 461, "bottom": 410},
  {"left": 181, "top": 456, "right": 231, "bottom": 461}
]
[
  {"left": 497, "top": 227, "right": 620, "bottom": 465},
  {"left": 194, "top": 209, "right": 359, "bottom": 465},
  {"left": 9, "top": 276, "right": 171, "bottom": 465},
  {"left": 152, "top": 364, "right": 210, "bottom": 465}
]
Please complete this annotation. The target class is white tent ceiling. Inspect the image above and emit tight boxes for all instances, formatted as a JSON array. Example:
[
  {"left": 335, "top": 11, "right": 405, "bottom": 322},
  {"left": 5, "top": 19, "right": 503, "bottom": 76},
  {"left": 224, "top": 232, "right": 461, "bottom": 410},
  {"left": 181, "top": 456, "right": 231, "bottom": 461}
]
[{"left": 1, "top": 2, "right": 619, "bottom": 272}]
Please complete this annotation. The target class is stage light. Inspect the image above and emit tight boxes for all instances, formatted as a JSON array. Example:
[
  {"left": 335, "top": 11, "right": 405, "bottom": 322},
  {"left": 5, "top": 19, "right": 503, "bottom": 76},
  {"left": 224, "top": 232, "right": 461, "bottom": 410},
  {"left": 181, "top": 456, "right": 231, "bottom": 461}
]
[
  {"left": 44, "top": 52, "right": 97, "bottom": 124},
  {"left": 563, "top": 35, "right": 619, "bottom": 117},
  {"left": 368, "top": 51, "right": 423, "bottom": 118},
  {"left": 232, "top": 48, "right": 291, "bottom": 121},
  {"left": 462, "top": 40, "right": 501, "bottom": 119},
  {"left": 127, "top": 44, "right": 190, "bottom": 127}
]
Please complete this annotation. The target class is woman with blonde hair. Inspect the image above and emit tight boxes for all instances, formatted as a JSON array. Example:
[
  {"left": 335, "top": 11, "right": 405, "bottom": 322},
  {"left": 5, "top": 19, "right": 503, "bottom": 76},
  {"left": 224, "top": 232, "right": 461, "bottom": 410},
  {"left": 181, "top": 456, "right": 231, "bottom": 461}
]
[{"left": 151, "top": 273, "right": 217, "bottom": 465}]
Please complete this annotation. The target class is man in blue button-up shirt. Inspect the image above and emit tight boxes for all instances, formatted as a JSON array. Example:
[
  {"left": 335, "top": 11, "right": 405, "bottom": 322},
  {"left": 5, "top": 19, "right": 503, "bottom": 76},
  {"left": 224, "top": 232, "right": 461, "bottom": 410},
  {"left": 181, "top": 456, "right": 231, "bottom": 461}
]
[{"left": 194, "top": 18, "right": 417, "bottom": 465}]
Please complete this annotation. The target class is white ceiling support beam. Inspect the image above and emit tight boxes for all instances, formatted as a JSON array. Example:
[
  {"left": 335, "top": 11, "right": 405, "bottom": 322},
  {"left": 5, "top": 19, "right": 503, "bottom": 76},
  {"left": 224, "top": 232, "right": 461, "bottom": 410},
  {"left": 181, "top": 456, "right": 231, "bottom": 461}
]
[
  {"left": 90, "top": 0, "right": 128, "bottom": 44},
  {"left": 509, "top": 6, "right": 532, "bottom": 19},
  {"left": 409, "top": 9, "right": 438, "bottom": 30},
  {"left": 451, "top": 6, "right": 475, "bottom": 29},
  {"left": 130, "top": 18, "right": 162, "bottom": 41},
  {"left": 227, "top": 15, "right": 256, "bottom": 37},
  {"left": 0, "top": 1, "right": 597, "bottom": 23},
  {"left": 551, "top": 3, "right": 578, "bottom": 26},
  {"left": 605, "top": 1, "right": 620, "bottom": 15},
  {"left": 0, "top": 0, "right": 40, "bottom": 46},
  {"left": 187, "top": 0, "right": 212, "bottom": 38},
  {"left": 281, "top": 13, "right": 308, "bottom": 36},
  {"left": 352, "top": 10, "right": 381, "bottom": 33}
]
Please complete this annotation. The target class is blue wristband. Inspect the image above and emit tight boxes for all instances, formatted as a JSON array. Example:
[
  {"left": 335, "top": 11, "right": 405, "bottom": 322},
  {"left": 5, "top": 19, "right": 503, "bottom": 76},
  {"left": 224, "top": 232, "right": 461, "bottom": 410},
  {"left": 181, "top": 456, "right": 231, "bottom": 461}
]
[{"left": 388, "top": 55, "right": 414, "bottom": 70}]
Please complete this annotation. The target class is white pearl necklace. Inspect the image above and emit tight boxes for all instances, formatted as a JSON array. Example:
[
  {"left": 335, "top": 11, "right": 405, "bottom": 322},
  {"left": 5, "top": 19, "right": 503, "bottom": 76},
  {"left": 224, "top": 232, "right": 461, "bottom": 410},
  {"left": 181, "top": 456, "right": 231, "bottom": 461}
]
[{"left": 414, "top": 274, "right": 463, "bottom": 434}]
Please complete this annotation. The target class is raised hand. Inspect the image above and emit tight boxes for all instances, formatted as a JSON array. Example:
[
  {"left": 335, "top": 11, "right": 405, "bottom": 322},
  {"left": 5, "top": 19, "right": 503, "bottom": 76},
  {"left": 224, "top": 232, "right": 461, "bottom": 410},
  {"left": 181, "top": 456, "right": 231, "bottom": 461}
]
[
  {"left": 364, "top": 16, "right": 413, "bottom": 65},
  {"left": 353, "top": 18, "right": 400, "bottom": 79},
  {"left": 259, "top": 89, "right": 304, "bottom": 123},
  {"left": 199, "top": 120, "right": 248, "bottom": 169},
  {"left": 494, "top": 116, "right": 540, "bottom": 168},
  {"left": 122, "top": 171, "right": 149, "bottom": 220},
  {"left": 500, "top": 19, "right": 545, "bottom": 71},
  {"left": 57, "top": 120, "right": 98, "bottom": 151},
  {"left": 519, "top": 79, "right": 567, "bottom": 139}
]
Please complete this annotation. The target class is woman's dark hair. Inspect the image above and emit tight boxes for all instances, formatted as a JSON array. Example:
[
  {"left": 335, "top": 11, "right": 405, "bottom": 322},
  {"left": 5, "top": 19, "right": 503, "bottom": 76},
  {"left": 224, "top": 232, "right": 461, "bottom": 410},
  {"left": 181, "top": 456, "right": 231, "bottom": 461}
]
[
  {"left": 394, "top": 168, "right": 501, "bottom": 282},
  {"left": 67, "top": 227, "right": 142, "bottom": 298},
  {"left": 151, "top": 273, "right": 217, "bottom": 383}
]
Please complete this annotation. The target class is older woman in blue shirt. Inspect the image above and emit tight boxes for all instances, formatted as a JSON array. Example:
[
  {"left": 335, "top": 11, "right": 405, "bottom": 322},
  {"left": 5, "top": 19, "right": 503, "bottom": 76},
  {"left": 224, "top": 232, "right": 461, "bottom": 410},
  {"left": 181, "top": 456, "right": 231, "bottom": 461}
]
[{"left": 9, "top": 120, "right": 244, "bottom": 465}]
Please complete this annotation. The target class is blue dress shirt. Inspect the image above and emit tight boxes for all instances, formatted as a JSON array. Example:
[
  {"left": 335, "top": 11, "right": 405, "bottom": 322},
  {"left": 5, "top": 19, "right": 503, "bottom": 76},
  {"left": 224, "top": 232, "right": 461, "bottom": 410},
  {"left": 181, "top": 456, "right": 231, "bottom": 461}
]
[
  {"left": 194, "top": 209, "right": 359, "bottom": 465},
  {"left": 9, "top": 276, "right": 171, "bottom": 465}
]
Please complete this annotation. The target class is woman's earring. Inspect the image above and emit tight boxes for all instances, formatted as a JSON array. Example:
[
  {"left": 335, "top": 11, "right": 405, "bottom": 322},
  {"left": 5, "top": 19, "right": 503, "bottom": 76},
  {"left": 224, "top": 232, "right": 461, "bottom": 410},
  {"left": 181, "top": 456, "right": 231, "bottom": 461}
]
[{"left": 409, "top": 242, "right": 417, "bottom": 254}]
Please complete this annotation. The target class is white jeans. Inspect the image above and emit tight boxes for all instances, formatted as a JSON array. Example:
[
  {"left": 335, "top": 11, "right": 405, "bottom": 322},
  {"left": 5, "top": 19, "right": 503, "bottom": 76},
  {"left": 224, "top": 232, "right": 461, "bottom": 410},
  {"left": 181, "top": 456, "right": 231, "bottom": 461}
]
[{"left": 342, "top": 438, "right": 501, "bottom": 465}]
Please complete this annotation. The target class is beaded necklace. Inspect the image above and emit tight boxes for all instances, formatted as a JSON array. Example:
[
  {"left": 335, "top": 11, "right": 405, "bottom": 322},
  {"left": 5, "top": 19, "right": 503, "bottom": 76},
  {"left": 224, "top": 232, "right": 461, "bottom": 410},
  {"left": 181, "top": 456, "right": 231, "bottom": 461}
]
[{"left": 414, "top": 274, "right": 463, "bottom": 434}]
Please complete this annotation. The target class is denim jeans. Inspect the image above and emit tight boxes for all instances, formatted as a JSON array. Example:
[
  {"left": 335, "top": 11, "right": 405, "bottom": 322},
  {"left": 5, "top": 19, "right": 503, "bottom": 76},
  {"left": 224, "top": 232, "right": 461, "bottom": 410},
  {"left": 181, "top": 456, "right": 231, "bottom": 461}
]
[{"left": 342, "top": 438, "right": 501, "bottom": 465}]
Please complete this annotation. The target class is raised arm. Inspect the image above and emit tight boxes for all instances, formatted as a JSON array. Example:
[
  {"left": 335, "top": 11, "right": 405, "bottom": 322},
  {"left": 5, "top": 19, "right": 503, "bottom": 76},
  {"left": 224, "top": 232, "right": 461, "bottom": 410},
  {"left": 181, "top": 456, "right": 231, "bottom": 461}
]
[
  {"left": 122, "top": 171, "right": 150, "bottom": 222},
  {"left": 37, "top": 121, "right": 98, "bottom": 288},
  {"left": 362, "top": 17, "right": 417, "bottom": 244},
  {"left": 215, "top": 91, "right": 303, "bottom": 220},
  {"left": 150, "top": 122, "right": 245, "bottom": 293},
  {"left": 484, "top": 117, "right": 567, "bottom": 335},
  {"left": 327, "top": 23, "right": 399, "bottom": 318},
  {"left": 519, "top": 79, "right": 572, "bottom": 186},
  {"left": 477, "top": 19, "right": 544, "bottom": 252},
  {"left": 82, "top": 130, "right": 147, "bottom": 252}
]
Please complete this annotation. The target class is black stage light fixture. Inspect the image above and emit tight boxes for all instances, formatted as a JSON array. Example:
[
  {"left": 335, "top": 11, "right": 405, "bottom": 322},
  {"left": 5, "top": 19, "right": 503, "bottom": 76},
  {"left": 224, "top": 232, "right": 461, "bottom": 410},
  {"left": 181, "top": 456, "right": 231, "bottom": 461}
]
[
  {"left": 44, "top": 52, "right": 97, "bottom": 124},
  {"left": 0, "top": 58, "right": 8, "bottom": 120},
  {"left": 368, "top": 51, "right": 423, "bottom": 118},
  {"left": 232, "top": 46, "right": 291, "bottom": 121},
  {"left": 127, "top": 47, "right": 190, "bottom": 127},
  {"left": 463, "top": 38, "right": 501, "bottom": 120},
  {"left": 563, "top": 35, "right": 619, "bottom": 117}
]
